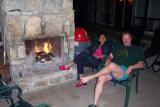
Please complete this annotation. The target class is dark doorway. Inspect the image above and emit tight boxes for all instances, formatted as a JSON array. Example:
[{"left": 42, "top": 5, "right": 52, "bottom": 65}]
[
  {"left": 73, "top": 0, "right": 89, "bottom": 27},
  {"left": 115, "top": 0, "right": 134, "bottom": 31},
  {"left": 73, "top": 0, "right": 135, "bottom": 31}
]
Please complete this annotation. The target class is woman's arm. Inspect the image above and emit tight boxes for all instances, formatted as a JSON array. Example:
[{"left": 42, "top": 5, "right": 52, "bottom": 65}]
[{"left": 85, "top": 43, "right": 98, "bottom": 54}]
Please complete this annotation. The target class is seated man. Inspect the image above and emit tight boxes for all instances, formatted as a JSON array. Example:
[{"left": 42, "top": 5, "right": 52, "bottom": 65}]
[
  {"left": 59, "top": 33, "right": 112, "bottom": 87},
  {"left": 80, "top": 32, "right": 145, "bottom": 107}
]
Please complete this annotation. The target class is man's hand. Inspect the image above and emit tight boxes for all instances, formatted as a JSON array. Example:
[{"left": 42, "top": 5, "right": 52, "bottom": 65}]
[
  {"left": 126, "top": 61, "right": 144, "bottom": 75},
  {"left": 126, "top": 66, "right": 133, "bottom": 75}
]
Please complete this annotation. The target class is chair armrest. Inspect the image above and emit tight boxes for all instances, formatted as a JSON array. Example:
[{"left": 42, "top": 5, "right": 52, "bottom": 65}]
[
  {"left": 111, "top": 69, "right": 141, "bottom": 85},
  {"left": 127, "top": 69, "right": 142, "bottom": 81},
  {"left": 0, "top": 85, "right": 22, "bottom": 100},
  {"left": 0, "top": 95, "right": 14, "bottom": 104},
  {"left": 0, "top": 85, "right": 12, "bottom": 95},
  {"left": 10, "top": 85, "right": 23, "bottom": 100}
]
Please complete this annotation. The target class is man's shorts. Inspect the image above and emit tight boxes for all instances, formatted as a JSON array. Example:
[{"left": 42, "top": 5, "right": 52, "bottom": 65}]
[{"left": 109, "top": 65, "right": 128, "bottom": 81}]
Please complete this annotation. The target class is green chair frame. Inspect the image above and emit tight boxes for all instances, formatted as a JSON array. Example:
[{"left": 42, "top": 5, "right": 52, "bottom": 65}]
[
  {"left": 0, "top": 75, "right": 49, "bottom": 107},
  {"left": 97, "top": 44, "right": 143, "bottom": 107},
  {"left": 97, "top": 56, "right": 141, "bottom": 107},
  {"left": 147, "top": 54, "right": 160, "bottom": 73},
  {"left": 92, "top": 57, "right": 141, "bottom": 107},
  {"left": 90, "top": 38, "right": 144, "bottom": 107},
  {"left": 111, "top": 69, "right": 141, "bottom": 107}
]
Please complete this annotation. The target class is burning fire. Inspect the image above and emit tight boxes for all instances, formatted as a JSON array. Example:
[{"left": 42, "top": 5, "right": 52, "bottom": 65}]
[
  {"left": 44, "top": 42, "right": 52, "bottom": 54},
  {"left": 35, "top": 44, "right": 40, "bottom": 53},
  {"left": 34, "top": 41, "right": 52, "bottom": 54}
]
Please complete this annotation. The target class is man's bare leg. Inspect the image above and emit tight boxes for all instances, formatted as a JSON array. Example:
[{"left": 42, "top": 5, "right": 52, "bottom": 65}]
[
  {"left": 93, "top": 75, "right": 112, "bottom": 106},
  {"left": 81, "top": 63, "right": 124, "bottom": 84}
]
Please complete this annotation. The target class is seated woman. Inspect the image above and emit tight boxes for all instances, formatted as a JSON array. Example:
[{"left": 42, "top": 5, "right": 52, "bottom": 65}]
[{"left": 59, "top": 33, "right": 112, "bottom": 87}]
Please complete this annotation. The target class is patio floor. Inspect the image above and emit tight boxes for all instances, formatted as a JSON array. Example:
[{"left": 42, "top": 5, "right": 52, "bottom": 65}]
[{"left": 1, "top": 56, "right": 160, "bottom": 107}]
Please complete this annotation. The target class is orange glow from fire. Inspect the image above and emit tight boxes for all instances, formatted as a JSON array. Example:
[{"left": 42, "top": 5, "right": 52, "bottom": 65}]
[
  {"left": 44, "top": 42, "right": 52, "bottom": 54},
  {"left": 34, "top": 40, "right": 52, "bottom": 53},
  {"left": 35, "top": 41, "right": 40, "bottom": 53}
]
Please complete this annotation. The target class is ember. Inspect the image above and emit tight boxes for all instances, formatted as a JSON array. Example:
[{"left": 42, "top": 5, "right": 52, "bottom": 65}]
[
  {"left": 35, "top": 51, "right": 54, "bottom": 63},
  {"left": 34, "top": 40, "right": 54, "bottom": 63}
]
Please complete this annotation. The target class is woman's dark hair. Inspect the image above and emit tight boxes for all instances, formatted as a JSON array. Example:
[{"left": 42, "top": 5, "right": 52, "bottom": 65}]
[
  {"left": 93, "top": 33, "right": 107, "bottom": 44},
  {"left": 98, "top": 33, "right": 108, "bottom": 39}
]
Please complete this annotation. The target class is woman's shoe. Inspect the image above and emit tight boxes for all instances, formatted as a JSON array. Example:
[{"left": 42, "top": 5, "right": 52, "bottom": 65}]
[
  {"left": 88, "top": 104, "right": 97, "bottom": 107},
  {"left": 75, "top": 80, "right": 86, "bottom": 87},
  {"left": 59, "top": 65, "right": 70, "bottom": 70}
]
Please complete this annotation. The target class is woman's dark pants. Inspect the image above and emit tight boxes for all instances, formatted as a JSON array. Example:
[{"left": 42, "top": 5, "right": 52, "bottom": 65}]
[{"left": 74, "top": 52, "right": 101, "bottom": 79}]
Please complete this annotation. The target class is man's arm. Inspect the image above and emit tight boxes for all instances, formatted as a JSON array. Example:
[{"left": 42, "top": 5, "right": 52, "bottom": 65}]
[
  {"left": 104, "top": 53, "right": 113, "bottom": 66},
  {"left": 126, "top": 61, "right": 144, "bottom": 74}
]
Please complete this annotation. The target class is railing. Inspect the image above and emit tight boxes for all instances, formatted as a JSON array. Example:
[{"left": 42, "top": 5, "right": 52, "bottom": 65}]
[{"left": 133, "top": 17, "right": 160, "bottom": 31}]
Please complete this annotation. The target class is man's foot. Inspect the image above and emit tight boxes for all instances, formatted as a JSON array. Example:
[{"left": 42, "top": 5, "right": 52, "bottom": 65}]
[
  {"left": 75, "top": 80, "right": 86, "bottom": 87},
  {"left": 88, "top": 104, "right": 97, "bottom": 107},
  {"left": 80, "top": 76, "right": 93, "bottom": 84}
]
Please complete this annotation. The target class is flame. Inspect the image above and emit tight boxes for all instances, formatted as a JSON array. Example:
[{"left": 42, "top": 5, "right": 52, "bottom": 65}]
[
  {"left": 34, "top": 40, "right": 52, "bottom": 54},
  {"left": 34, "top": 41, "right": 40, "bottom": 53},
  {"left": 35, "top": 45, "right": 39, "bottom": 53},
  {"left": 44, "top": 42, "right": 52, "bottom": 54}
]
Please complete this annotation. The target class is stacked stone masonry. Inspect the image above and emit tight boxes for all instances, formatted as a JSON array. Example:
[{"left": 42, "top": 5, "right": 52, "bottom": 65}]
[{"left": 0, "top": 0, "right": 76, "bottom": 92}]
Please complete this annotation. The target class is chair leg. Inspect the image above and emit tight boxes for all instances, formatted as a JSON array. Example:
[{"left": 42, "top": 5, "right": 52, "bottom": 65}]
[
  {"left": 5, "top": 98, "right": 10, "bottom": 104},
  {"left": 77, "top": 74, "right": 80, "bottom": 80},
  {"left": 96, "top": 67, "right": 98, "bottom": 72},
  {"left": 92, "top": 68, "right": 95, "bottom": 72},
  {"left": 144, "top": 60, "right": 149, "bottom": 69},
  {"left": 5, "top": 96, "right": 14, "bottom": 106},
  {"left": 136, "top": 71, "right": 140, "bottom": 94},
  {"left": 91, "top": 66, "right": 98, "bottom": 72},
  {"left": 124, "top": 85, "right": 131, "bottom": 107}
]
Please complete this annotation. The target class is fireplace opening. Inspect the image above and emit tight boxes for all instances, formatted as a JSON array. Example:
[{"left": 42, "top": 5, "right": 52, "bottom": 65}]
[
  {"left": 24, "top": 36, "right": 66, "bottom": 74},
  {"left": 25, "top": 36, "right": 64, "bottom": 63}
]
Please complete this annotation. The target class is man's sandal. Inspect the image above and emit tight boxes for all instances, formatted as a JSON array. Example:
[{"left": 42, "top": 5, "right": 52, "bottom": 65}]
[
  {"left": 75, "top": 80, "right": 86, "bottom": 87},
  {"left": 88, "top": 104, "right": 97, "bottom": 107}
]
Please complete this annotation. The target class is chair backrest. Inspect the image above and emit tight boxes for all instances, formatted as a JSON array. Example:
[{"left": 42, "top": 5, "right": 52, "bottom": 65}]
[
  {"left": 151, "top": 27, "right": 160, "bottom": 51},
  {"left": 130, "top": 25, "right": 144, "bottom": 45}
]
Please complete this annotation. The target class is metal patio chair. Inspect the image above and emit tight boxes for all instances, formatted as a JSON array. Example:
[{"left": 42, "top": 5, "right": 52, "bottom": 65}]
[{"left": 0, "top": 75, "right": 50, "bottom": 107}]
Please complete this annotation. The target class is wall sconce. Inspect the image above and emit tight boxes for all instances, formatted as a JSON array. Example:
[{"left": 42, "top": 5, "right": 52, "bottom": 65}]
[
  {"left": 118, "top": 0, "right": 134, "bottom": 5},
  {"left": 119, "top": 0, "right": 134, "bottom": 3},
  {"left": 128, "top": 0, "right": 134, "bottom": 5}
]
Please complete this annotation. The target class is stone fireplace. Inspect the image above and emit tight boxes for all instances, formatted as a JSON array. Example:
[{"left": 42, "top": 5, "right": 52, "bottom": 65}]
[{"left": 0, "top": 0, "right": 76, "bottom": 92}]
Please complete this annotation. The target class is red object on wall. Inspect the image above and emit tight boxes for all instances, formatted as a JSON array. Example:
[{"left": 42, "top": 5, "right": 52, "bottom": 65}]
[{"left": 74, "top": 27, "right": 90, "bottom": 42}]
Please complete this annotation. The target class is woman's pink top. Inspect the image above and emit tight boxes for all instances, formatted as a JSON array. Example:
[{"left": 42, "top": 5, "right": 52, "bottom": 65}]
[{"left": 93, "top": 46, "right": 103, "bottom": 58}]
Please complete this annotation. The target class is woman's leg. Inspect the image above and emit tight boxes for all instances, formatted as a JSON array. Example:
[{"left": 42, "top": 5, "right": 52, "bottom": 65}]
[
  {"left": 76, "top": 53, "right": 99, "bottom": 77},
  {"left": 65, "top": 52, "right": 90, "bottom": 68},
  {"left": 77, "top": 59, "right": 91, "bottom": 78},
  {"left": 93, "top": 75, "right": 112, "bottom": 106},
  {"left": 81, "top": 63, "right": 124, "bottom": 83},
  {"left": 74, "top": 52, "right": 91, "bottom": 63}
]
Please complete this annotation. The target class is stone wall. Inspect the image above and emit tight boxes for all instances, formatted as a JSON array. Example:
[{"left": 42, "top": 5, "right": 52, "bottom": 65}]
[{"left": 0, "top": 0, "right": 75, "bottom": 82}]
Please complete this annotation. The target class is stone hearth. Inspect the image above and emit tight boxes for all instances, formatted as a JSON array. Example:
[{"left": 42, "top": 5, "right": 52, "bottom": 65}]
[{"left": 0, "top": 0, "right": 76, "bottom": 92}]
